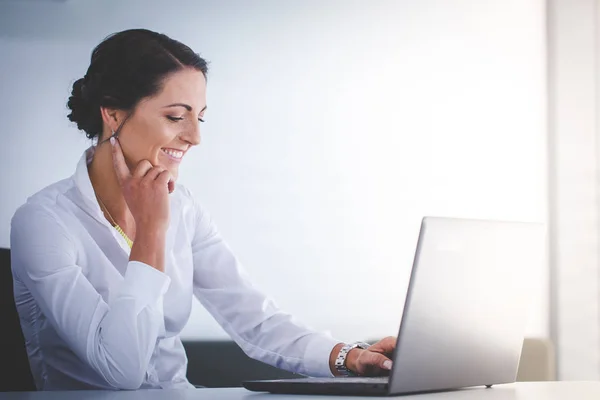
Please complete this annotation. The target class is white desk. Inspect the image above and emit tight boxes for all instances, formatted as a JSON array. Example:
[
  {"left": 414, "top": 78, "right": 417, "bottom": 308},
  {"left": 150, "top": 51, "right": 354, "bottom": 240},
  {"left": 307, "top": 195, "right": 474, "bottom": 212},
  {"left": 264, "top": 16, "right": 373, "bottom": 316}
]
[{"left": 0, "top": 382, "right": 598, "bottom": 399}]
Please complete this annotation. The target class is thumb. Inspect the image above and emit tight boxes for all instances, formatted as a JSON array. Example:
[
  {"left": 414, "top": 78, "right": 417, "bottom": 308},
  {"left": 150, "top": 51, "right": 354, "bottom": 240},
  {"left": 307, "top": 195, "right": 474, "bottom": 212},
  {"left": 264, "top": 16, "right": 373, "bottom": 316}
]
[
  {"left": 369, "top": 352, "right": 393, "bottom": 371},
  {"left": 359, "top": 350, "right": 392, "bottom": 375}
]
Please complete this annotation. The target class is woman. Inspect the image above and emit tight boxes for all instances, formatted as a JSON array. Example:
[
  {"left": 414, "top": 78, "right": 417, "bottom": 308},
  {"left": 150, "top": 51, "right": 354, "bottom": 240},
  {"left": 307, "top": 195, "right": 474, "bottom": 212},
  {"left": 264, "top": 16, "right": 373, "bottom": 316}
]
[{"left": 10, "top": 29, "right": 395, "bottom": 391}]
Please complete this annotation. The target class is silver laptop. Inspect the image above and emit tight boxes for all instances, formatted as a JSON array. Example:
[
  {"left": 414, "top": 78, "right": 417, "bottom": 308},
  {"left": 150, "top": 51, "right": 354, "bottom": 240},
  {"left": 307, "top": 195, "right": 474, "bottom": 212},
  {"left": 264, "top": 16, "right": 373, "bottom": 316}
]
[{"left": 244, "top": 217, "right": 545, "bottom": 396}]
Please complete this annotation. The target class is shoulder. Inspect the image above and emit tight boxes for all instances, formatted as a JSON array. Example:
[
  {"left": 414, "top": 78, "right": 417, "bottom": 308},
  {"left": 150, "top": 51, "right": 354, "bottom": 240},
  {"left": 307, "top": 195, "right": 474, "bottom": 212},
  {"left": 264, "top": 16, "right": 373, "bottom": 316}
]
[
  {"left": 173, "top": 182, "right": 195, "bottom": 204},
  {"left": 172, "top": 183, "right": 217, "bottom": 238},
  {"left": 172, "top": 182, "right": 207, "bottom": 219},
  {"left": 12, "top": 178, "right": 74, "bottom": 229},
  {"left": 10, "top": 181, "right": 77, "bottom": 276}
]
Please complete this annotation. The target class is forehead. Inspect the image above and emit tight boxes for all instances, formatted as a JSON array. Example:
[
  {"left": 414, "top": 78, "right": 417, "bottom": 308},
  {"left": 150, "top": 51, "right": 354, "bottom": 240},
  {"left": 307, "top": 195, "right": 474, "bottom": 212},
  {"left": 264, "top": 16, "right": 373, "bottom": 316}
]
[{"left": 143, "top": 68, "right": 207, "bottom": 110}]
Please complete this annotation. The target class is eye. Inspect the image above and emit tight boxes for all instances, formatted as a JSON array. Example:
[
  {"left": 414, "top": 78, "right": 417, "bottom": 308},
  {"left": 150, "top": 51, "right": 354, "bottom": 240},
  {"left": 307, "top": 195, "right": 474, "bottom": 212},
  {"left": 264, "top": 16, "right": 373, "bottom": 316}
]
[
  {"left": 198, "top": 118, "right": 205, "bottom": 123},
  {"left": 166, "top": 116, "right": 184, "bottom": 122}
]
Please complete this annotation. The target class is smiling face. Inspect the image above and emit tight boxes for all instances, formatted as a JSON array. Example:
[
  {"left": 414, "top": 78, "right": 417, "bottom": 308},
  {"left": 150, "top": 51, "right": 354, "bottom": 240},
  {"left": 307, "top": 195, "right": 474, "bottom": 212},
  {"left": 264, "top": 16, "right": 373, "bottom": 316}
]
[{"left": 106, "top": 68, "right": 207, "bottom": 181}]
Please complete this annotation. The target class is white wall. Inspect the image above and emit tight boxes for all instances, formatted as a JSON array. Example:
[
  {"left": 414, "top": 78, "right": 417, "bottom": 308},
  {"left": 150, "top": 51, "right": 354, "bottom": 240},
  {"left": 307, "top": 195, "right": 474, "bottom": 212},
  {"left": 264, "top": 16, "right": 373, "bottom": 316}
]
[
  {"left": 547, "top": 0, "right": 600, "bottom": 380},
  {"left": 0, "top": 0, "right": 547, "bottom": 343}
]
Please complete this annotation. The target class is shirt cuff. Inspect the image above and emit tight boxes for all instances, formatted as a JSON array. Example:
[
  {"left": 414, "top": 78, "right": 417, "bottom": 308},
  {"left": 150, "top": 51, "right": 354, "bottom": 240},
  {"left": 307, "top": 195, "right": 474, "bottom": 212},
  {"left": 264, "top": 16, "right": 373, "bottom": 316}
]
[
  {"left": 303, "top": 334, "right": 343, "bottom": 377},
  {"left": 121, "top": 261, "right": 171, "bottom": 313}
]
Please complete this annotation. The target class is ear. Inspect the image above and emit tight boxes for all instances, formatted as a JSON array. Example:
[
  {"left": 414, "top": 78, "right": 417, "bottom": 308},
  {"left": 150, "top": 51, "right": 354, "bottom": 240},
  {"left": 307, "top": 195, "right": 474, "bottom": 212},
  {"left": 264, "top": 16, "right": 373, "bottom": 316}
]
[{"left": 100, "top": 106, "right": 128, "bottom": 136}]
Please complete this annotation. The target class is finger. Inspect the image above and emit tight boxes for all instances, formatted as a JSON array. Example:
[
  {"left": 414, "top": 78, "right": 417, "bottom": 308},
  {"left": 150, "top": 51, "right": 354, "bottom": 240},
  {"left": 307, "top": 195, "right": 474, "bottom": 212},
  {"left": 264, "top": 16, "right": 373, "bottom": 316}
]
[
  {"left": 143, "top": 167, "right": 165, "bottom": 182},
  {"left": 155, "top": 169, "right": 172, "bottom": 189},
  {"left": 368, "top": 337, "right": 396, "bottom": 354},
  {"left": 132, "top": 160, "right": 154, "bottom": 178},
  {"left": 111, "top": 137, "right": 131, "bottom": 184}
]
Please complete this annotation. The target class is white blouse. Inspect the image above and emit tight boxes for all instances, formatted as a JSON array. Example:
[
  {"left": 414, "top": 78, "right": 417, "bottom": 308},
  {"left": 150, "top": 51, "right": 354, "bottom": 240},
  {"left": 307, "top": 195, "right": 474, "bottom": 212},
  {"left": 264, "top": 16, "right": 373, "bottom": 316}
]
[{"left": 10, "top": 147, "right": 340, "bottom": 390}]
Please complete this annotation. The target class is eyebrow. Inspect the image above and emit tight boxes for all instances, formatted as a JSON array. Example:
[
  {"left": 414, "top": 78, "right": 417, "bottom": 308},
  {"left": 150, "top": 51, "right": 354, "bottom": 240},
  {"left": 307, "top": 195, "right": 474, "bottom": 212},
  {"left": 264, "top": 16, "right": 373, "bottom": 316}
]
[{"left": 163, "top": 103, "right": 207, "bottom": 112}]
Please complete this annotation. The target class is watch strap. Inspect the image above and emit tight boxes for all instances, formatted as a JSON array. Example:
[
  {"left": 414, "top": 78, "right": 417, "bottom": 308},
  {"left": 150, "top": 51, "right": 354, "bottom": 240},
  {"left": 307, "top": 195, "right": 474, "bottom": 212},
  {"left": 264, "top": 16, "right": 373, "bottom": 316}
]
[{"left": 334, "top": 341, "right": 371, "bottom": 376}]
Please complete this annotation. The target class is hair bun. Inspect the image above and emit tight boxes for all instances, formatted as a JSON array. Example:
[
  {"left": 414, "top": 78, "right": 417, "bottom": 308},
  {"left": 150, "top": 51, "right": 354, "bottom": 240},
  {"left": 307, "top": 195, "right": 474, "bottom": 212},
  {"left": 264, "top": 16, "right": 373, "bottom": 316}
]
[{"left": 67, "top": 77, "right": 102, "bottom": 139}]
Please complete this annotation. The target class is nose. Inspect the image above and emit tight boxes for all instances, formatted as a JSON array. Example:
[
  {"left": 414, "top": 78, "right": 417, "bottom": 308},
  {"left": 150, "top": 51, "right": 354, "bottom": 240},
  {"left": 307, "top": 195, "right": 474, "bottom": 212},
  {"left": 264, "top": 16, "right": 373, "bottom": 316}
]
[{"left": 181, "top": 123, "right": 201, "bottom": 147}]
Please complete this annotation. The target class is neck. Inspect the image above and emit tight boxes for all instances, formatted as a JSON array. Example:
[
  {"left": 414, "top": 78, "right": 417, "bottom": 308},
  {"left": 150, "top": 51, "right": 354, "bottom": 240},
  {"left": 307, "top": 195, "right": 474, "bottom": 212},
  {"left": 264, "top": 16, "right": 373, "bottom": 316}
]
[{"left": 89, "top": 142, "right": 134, "bottom": 229}]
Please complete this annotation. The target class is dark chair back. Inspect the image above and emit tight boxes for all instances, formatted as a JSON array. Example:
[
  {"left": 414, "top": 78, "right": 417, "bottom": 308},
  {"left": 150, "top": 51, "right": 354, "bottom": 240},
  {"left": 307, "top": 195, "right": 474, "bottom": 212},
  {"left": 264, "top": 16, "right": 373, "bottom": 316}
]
[
  {"left": 183, "top": 340, "right": 300, "bottom": 387},
  {"left": 0, "top": 248, "right": 36, "bottom": 391}
]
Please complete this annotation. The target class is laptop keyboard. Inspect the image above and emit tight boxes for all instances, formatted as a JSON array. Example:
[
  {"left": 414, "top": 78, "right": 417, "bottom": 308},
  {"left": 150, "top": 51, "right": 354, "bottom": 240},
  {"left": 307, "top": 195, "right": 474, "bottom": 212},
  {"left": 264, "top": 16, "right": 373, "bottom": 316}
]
[{"left": 290, "top": 377, "right": 389, "bottom": 384}]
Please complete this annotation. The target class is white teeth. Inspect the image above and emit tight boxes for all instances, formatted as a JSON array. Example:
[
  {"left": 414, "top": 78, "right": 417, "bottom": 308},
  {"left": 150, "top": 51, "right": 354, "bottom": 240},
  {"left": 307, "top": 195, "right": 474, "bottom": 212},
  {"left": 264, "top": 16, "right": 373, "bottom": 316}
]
[{"left": 162, "top": 149, "right": 183, "bottom": 159}]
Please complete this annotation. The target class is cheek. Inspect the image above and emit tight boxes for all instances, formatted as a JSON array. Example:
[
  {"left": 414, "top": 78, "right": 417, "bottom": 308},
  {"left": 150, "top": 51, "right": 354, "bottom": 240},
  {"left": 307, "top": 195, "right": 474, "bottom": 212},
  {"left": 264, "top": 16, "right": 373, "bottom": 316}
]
[
  {"left": 146, "top": 119, "right": 178, "bottom": 146},
  {"left": 129, "top": 121, "right": 178, "bottom": 162},
  {"left": 119, "top": 120, "right": 177, "bottom": 168}
]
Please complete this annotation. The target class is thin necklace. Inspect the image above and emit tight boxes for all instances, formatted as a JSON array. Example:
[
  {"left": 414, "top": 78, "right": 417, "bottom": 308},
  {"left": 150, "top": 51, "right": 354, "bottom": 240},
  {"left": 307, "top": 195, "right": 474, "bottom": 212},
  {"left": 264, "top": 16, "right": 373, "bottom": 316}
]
[{"left": 96, "top": 195, "right": 134, "bottom": 249}]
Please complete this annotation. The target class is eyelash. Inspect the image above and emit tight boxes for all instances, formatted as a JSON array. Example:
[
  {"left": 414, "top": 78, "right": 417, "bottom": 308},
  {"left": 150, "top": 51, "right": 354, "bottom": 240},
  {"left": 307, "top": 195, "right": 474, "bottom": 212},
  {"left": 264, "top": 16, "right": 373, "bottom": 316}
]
[{"left": 167, "top": 116, "right": 205, "bottom": 123}]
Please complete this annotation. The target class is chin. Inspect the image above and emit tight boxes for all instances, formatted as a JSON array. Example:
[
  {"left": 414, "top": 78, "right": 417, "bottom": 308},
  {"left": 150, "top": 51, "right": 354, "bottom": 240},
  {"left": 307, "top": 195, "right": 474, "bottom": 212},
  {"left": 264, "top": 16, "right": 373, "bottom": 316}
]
[{"left": 156, "top": 163, "right": 178, "bottom": 179}]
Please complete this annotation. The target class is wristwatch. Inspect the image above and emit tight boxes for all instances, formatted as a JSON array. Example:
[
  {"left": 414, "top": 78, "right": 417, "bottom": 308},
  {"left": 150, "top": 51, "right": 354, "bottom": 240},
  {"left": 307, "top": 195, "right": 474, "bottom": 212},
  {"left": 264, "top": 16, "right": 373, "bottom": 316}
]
[{"left": 334, "top": 342, "right": 371, "bottom": 376}]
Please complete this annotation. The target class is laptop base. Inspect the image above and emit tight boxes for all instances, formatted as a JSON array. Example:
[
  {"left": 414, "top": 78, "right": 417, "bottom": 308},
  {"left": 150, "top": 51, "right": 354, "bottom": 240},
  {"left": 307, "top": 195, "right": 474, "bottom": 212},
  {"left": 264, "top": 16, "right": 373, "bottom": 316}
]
[{"left": 243, "top": 377, "right": 390, "bottom": 396}]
